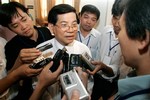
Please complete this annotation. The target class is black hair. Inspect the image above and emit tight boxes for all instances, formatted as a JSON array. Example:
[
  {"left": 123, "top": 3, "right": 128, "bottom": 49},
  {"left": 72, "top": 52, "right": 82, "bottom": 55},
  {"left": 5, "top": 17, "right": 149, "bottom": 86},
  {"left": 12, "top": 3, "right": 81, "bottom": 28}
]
[
  {"left": 112, "top": 0, "right": 128, "bottom": 16},
  {"left": 124, "top": 0, "right": 150, "bottom": 40},
  {"left": 0, "top": 1, "right": 28, "bottom": 28},
  {"left": 48, "top": 4, "right": 77, "bottom": 25},
  {"left": 80, "top": 4, "right": 100, "bottom": 20}
]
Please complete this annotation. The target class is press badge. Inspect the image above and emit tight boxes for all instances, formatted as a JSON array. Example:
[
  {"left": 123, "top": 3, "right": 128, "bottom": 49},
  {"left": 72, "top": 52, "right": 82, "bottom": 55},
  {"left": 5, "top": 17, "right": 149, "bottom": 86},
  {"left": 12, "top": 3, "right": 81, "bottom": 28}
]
[{"left": 103, "top": 56, "right": 111, "bottom": 65}]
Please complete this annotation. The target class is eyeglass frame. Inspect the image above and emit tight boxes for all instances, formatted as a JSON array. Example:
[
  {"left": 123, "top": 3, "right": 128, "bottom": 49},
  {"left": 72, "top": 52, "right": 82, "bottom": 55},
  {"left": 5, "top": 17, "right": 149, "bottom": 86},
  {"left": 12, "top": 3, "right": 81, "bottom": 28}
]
[{"left": 55, "top": 22, "right": 78, "bottom": 31}]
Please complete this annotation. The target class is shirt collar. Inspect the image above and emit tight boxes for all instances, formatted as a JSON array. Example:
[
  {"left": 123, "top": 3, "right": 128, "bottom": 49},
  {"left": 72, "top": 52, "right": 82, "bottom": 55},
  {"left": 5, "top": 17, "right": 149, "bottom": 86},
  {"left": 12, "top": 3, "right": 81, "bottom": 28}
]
[
  {"left": 54, "top": 38, "right": 75, "bottom": 49},
  {"left": 78, "top": 25, "right": 96, "bottom": 38}
]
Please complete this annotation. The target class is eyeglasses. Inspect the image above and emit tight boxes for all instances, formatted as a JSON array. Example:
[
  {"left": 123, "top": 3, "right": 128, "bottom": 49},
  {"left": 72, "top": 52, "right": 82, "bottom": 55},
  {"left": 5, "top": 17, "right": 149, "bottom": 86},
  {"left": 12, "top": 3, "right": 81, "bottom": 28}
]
[{"left": 55, "top": 23, "right": 78, "bottom": 31}]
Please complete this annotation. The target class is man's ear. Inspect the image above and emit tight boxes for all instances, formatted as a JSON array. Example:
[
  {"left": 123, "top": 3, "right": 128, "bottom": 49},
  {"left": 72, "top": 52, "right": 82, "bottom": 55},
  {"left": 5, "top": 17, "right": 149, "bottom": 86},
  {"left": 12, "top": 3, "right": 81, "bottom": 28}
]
[
  {"left": 48, "top": 23, "right": 54, "bottom": 35},
  {"left": 138, "top": 30, "right": 150, "bottom": 52}
]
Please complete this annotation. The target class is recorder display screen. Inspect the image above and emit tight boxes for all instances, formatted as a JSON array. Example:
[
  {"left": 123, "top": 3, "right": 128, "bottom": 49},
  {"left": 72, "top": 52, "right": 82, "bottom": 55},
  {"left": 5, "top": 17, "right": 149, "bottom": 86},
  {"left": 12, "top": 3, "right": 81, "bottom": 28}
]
[{"left": 63, "top": 75, "right": 71, "bottom": 85}]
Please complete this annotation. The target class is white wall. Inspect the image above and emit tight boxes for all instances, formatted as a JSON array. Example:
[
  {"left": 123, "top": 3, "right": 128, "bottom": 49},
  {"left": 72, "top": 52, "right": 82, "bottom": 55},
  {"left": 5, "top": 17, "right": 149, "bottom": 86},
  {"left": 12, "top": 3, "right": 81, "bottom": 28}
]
[
  {"left": 106, "top": 0, "right": 115, "bottom": 25},
  {"left": 80, "top": 0, "right": 115, "bottom": 32},
  {"left": 24, "top": 0, "right": 36, "bottom": 24},
  {"left": 1, "top": 0, "right": 9, "bottom": 3},
  {"left": 22, "top": 0, "right": 115, "bottom": 30}
]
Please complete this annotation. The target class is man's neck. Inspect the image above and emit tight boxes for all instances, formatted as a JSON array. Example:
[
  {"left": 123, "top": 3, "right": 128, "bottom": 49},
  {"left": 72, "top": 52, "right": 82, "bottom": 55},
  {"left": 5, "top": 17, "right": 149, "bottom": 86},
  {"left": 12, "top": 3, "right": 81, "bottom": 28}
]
[
  {"left": 80, "top": 28, "right": 90, "bottom": 38},
  {"left": 31, "top": 29, "right": 38, "bottom": 41}
]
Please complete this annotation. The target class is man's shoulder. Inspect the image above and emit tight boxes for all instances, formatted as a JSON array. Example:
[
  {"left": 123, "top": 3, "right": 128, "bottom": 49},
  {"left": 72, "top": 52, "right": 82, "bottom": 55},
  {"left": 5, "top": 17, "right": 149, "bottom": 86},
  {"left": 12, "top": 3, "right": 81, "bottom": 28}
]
[
  {"left": 36, "top": 26, "right": 50, "bottom": 34},
  {"left": 36, "top": 26, "right": 54, "bottom": 39},
  {"left": 74, "top": 40, "right": 86, "bottom": 46},
  {"left": 117, "top": 75, "right": 150, "bottom": 100},
  {"left": 74, "top": 40, "right": 90, "bottom": 50},
  {"left": 36, "top": 38, "right": 54, "bottom": 48},
  {"left": 101, "top": 25, "right": 114, "bottom": 34},
  {"left": 5, "top": 35, "right": 20, "bottom": 46},
  {"left": 91, "top": 28, "right": 101, "bottom": 35},
  {"left": 0, "top": 37, "right": 7, "bottom": 46}
]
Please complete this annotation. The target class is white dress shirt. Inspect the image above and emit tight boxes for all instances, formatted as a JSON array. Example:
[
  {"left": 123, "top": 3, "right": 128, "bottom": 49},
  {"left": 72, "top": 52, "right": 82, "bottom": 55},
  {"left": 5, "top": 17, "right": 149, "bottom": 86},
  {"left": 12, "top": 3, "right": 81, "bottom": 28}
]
[
  {"left": 96, "top": 25, "right": 122, "bottom": 81},
  {"left": 77, "top": 26, "right": 101, "bottom": 60},
  {"left": 36, "top": 38, "right": 91, "bottom": 100}
]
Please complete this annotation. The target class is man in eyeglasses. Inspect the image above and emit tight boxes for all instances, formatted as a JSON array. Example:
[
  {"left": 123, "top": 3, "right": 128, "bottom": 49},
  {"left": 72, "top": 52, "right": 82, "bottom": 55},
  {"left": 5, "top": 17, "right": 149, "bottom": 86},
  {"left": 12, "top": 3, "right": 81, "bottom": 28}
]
[{"left": 37, "top": 4, "right": 92, "bottom": 100}]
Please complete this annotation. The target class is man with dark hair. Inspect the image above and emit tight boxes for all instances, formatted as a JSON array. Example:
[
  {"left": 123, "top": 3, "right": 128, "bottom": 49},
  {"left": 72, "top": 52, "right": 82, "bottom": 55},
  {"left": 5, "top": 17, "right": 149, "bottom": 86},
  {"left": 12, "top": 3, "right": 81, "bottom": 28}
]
[
  {"left": 0, "top": 2, "right": 54, "bottom": 99},
  {"left": 89, "top": 0, "right": 128, "bottom": 100},
  {"left": 76, "top": 4, "right": 101, "bottom": 60},
  {"left": 115, "top": 0, "right": 150, "bottom": 99},
  {"left": 70, "top": 0, "right": 150, "bottom": 99},
  {"left": 37, "top": 4, "right": 91, "bottom": 99}
]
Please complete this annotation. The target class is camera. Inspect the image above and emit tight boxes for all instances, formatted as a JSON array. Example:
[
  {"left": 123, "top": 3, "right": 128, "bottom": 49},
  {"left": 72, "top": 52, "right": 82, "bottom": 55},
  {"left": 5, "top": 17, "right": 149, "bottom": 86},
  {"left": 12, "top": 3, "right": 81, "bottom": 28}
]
[
  {"left": 49, "top": 48, "right": 69, "bottom": 72},
  {"left": 36, "top": 42, "right": 53, "bottom": 52},
  {"left": 30, "top": 47, "right": 69, "bottom": 72},
  {"left": 60, "top": 68, "right": 89, "bottom": 100},
  {"left": 81, "top": 52, "right": 95, "bottom": 71},
  {"left": 30, "top": 42, "right": 53, "bottom": 69},
  {"left": 29, "top": 56, "right": 52, "bottom": 69},
  {"left": 69, "top": 54, "right": 82, "bottom": 69},
  {"left": 69, "top": 52, "right": 95, "bottom": 71}
]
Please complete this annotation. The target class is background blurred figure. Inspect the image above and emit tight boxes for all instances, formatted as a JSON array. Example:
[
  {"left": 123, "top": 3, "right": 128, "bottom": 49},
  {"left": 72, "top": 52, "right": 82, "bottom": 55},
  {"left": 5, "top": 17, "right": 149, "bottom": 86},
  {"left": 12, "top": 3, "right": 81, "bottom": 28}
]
[
  {"left": 90, "top": 0, "right": 128, "bottom": 100},
  {"left": 76, "top": 4, "right": 101, "bottom": 95},
  {"left": 0, "top": 37, "right": 8, "bottom": 99},
  {"left": 76, "top": 4, "right": 101, "bottom": 60},
  {"left": 88, "top": 0, "right": 150, "bottom": 99},
  {"left": 0, "top": 25, "right": 16, "bottom": 41}
]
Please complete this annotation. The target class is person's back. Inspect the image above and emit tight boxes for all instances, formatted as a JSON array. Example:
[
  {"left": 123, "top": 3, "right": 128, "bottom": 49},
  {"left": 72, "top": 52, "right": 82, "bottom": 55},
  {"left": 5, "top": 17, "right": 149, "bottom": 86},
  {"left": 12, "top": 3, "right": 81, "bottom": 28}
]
[{"left": 114, "top": 0, "right": 150, "bottom": 99}]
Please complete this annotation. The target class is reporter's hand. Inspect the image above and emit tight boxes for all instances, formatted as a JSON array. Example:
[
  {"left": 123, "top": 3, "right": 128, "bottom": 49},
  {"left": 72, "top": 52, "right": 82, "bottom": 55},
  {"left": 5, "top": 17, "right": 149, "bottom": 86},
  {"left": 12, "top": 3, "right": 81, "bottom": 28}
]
[
  {"left": 19, "top": 48, "right": 41, "bottom": 63},
  {"left": 62, "top": 90, "right": 80, "bottom": 100},
  {"left": 75, "top": 67, "right": 88, "bottom": 88},
  {"left": 16, "top": 64, "right": 43, "bottom": 78},
  {"left": 37, "top": 60, "right": 63, "bottom": 88},
  {"left": 29, "top": 60, "right": 63, "bottom": 100},
  {"left": 87, "top": 61, "right": 104, "bottom": 75},
  {"left": 71, "top": 90, "right": 80, "bottom": 100}
]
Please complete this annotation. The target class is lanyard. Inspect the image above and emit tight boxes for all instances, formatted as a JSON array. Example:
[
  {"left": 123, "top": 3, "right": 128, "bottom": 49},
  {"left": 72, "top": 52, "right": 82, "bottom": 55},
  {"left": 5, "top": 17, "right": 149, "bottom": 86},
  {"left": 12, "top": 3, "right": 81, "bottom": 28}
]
[
  {"left": 78, "top": 32, "right": 91, "bottom": 46},
  {"left": 108, "top": 32, "right": 119, "bottom": 56}
]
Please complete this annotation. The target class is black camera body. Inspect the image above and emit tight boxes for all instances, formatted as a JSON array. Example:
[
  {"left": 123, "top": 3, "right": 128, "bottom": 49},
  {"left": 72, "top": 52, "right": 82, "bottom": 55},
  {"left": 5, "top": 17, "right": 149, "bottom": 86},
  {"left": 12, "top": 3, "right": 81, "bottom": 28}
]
[
  {"left": 49, "top": 48, "right": 69, "bottom": 72},
  {"left": 69, "top": 52, "right": 95, "bottom": 71},
  {"left": 36, "top": 42, "right": 53, "bottom": 52},
  {"left": 29, "top": 57, "right": 52, "bottom": 69},
  {"left": 30, "top": 48, "right": 69, "bottom": 72},
  {"left": 30, "top": 42, "right": 94, "bottom": 73}
]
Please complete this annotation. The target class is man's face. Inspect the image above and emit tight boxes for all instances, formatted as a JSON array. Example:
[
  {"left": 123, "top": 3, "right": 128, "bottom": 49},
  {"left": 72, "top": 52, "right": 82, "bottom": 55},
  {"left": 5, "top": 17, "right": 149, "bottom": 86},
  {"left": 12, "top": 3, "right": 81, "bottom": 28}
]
[
  {"left": 80, "top": 12, "right": 97, "bottom": 32},
  {"left": 8, "top": 8, "right": 34, "bottom": 38},
  {"left": 53, "top": 12, "right": 78, "bottom": 46},
  {"left": 112, "top": 15, "right": 120, "bottom": 35},
  {"left": 118, "top": 14, "right": 138, "bottom": 67}
]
